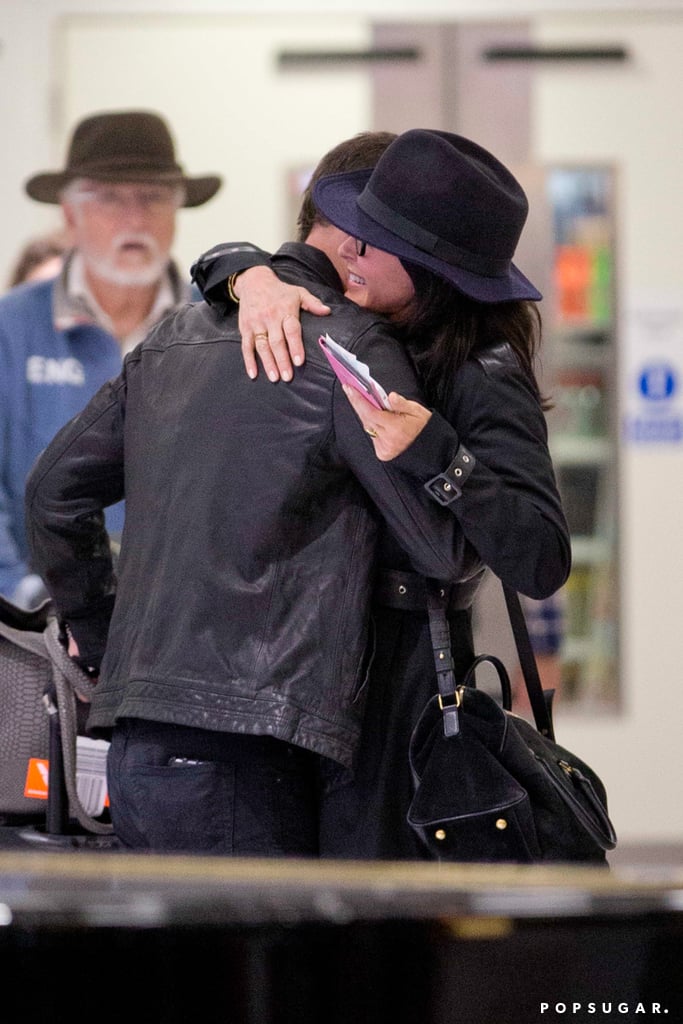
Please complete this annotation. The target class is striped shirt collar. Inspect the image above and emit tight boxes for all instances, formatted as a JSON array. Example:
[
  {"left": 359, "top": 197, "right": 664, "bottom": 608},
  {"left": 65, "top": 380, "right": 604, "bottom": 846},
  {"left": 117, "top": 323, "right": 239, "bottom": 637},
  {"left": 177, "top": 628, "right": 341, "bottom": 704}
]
[{"left": 53, "top": 249, "right": 190, "bottom": 354}]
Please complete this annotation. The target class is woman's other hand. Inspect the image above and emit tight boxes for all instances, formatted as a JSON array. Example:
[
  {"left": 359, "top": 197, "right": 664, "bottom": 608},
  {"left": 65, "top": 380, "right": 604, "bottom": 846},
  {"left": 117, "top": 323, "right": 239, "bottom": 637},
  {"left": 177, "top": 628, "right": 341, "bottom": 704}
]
[
  {"left": 235, "top": 267, "right": 330, "bottom": 382},
  {"left": 342, "top": 385, "right": 432, "bottom": 461}
]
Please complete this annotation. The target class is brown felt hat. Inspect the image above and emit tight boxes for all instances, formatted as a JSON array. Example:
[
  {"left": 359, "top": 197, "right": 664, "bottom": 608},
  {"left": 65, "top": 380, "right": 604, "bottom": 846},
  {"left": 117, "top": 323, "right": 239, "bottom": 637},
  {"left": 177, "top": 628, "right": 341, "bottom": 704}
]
[{"left": 25, "top": 110, "right": 222, "bottom": 207}]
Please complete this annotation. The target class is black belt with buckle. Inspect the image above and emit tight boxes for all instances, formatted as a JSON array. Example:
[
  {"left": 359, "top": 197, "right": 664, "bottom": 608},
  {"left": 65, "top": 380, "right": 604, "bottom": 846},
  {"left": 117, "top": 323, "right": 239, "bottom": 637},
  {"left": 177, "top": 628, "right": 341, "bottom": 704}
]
[
  {"left": 373, "top": 569, "right": 433, "bottom": 611},
  {"left": 372, "top": 569, "right": 479, "bottom": 613},
  {"left": 372, "top": 569, "right": 477, "bottom": 675}
]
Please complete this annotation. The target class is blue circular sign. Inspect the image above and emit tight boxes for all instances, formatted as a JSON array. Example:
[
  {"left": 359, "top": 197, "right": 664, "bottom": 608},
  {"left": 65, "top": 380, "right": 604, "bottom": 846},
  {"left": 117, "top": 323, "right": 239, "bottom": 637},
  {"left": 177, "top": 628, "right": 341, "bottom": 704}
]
[{"left": 638, "top": 363, "right": 677, "bottom": 401}]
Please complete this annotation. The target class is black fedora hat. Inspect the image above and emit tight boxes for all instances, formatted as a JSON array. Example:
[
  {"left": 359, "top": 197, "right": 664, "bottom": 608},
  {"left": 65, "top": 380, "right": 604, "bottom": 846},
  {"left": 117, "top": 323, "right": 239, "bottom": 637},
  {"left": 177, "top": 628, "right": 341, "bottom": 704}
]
[
  {"left": 25, "top": 110, "right": 222, "bottom": 208},
  {"left": 312, "top": 129, "right": 541, "bottom": 303}
]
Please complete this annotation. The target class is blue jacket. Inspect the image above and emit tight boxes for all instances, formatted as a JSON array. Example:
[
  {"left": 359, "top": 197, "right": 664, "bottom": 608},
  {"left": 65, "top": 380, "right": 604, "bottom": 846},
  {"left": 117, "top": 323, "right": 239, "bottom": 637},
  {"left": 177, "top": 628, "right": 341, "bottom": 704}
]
[{"left": 0, "top": 278, "right": 124, "bottom": 597}]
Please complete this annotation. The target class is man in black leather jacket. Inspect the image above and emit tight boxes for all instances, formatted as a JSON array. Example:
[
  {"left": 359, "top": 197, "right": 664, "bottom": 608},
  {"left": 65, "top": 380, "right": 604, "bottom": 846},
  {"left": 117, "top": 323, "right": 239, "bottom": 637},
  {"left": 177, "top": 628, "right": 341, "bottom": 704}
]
[{"left": 24, "top": 238, "right": 473, "bottom": 855}]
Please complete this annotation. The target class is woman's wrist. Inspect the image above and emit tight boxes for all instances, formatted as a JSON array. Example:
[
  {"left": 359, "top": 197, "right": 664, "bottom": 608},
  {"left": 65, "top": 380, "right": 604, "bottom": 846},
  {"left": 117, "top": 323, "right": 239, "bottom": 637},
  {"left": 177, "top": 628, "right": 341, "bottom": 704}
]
[{"left": 227, "top": 272, "right": 242, "bottom": 304}]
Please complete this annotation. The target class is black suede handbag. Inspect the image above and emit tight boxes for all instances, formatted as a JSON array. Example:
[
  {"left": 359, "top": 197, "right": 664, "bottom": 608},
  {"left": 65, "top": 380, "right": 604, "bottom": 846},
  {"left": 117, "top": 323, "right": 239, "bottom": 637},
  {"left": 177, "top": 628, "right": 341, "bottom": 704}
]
[{"left": 407, "top": 582, "right": 617, "bottom": 864}]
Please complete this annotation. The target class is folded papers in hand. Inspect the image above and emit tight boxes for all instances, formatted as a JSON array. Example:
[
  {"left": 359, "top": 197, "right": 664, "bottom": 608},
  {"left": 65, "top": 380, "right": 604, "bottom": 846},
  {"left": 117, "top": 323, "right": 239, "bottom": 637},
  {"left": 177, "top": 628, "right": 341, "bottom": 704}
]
[{"left": 318, "top": 333, "right": 391, "bottom": 411}]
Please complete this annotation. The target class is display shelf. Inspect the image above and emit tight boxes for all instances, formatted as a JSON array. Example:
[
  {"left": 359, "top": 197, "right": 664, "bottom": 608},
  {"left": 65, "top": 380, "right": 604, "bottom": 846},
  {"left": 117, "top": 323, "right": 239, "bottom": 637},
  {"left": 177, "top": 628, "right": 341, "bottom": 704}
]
[
  {"left": 550, "top": 434, "right": 611, "bottom": 466},
  {"left": 569, "top": 535, "right": 612, "bottom": 565},
  {"left": 543, "top": 164, "right": 619, "bottom": 708}
]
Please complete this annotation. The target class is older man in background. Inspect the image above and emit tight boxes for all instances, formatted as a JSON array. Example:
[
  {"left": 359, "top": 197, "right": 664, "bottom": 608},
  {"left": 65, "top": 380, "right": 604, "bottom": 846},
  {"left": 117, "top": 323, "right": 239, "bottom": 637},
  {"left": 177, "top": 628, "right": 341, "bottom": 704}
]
[{"left": 0, "top": 109, "right": 222, "bottom": 606}]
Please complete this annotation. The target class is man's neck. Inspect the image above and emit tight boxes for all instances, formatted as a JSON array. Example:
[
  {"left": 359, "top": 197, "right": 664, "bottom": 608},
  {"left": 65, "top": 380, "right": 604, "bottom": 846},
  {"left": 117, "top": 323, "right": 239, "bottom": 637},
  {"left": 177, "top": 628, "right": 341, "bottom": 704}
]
[
  {"left": 84, "top": 269, "right": 160, "bottom": 341},
  {"left": 305, "top": 224, "right": 347, "bottom": 286}
]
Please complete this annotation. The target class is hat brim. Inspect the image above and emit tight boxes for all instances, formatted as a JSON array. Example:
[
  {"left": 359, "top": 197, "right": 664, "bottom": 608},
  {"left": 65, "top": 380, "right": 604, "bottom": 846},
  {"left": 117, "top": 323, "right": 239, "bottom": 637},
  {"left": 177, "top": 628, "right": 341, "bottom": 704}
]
[
  {"left": 313, "top": 168, "right": 541, "bottom": 304},
  {"left": 25, "top": 170, "right": 222, "bottom": 208}
]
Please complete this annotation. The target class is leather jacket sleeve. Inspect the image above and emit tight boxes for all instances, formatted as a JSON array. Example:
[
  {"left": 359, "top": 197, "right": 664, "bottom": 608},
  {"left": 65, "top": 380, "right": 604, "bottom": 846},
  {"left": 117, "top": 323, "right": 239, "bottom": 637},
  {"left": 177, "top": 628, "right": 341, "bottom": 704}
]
[
  {"left": 24, "top": 373, "right": 125, "bottom": 666},
  {"left": 190, "top": 243, "right": 271, "bottom": 314}
]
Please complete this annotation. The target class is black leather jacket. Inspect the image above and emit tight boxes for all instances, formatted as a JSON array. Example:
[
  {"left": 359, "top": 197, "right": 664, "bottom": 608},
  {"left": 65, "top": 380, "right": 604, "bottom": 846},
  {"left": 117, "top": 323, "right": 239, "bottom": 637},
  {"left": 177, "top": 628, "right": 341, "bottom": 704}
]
[
  {"left": 26, "top": 244, "right": 474, "bottom": 767},
  {"left": 193, "top": 242, "right": 571, "bottom": 600}
]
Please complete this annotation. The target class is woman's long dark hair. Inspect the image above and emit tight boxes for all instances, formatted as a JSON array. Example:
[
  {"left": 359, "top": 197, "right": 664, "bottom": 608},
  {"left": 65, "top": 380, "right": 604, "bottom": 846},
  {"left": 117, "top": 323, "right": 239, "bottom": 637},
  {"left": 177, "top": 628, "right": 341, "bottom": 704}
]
[{"left": 394, "top": 262, "right": 548, "bottom": 411}]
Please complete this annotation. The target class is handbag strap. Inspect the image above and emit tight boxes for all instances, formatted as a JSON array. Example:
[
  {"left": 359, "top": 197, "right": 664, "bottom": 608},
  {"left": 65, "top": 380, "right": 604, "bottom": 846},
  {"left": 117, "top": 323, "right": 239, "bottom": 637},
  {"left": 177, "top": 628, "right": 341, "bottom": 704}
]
[
  {"left": 501, "top": 583, "right": 556, "bottom": 741},
  {"left": 43, "top": 620, "right": 114, "bottom": 835},
  {"left": 426, "top": 578, "right": 556, "bottom": 742},
  {"left": 425, "top": 585, "right": 462, "bottom": 738}
]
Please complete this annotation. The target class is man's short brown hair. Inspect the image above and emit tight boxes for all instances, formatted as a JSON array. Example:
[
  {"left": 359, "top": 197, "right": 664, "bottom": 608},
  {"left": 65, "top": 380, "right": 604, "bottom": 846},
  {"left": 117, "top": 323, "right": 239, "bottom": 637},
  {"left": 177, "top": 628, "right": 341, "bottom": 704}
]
[{"left": 296, "top": 131, "right": 397, "bottom": 242}]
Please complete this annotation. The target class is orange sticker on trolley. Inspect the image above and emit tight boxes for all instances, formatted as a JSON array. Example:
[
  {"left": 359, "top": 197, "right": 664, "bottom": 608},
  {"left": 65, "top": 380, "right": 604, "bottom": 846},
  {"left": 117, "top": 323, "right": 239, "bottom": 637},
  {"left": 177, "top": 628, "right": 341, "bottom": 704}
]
[{"left": 24, "top": 758, "right": 50, "bottom": 799}]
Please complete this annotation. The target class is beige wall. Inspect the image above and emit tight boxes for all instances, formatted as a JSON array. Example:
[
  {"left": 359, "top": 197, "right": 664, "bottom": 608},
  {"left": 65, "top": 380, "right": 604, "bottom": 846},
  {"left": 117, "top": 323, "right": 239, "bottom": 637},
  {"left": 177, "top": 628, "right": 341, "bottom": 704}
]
[{"left": 53, "top": 14, "right": 372, "bottom": 281}]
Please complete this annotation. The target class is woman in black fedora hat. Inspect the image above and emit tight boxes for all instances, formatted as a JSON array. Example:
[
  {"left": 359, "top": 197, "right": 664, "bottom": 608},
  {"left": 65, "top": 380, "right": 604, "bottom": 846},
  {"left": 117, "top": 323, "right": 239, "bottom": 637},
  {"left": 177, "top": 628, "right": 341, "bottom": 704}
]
[
  {"left": 309, "top": 129, "right": 544, "bottom": 428},
  {"left": 191, "top": 128, "right": 570, "bottom": 859}
]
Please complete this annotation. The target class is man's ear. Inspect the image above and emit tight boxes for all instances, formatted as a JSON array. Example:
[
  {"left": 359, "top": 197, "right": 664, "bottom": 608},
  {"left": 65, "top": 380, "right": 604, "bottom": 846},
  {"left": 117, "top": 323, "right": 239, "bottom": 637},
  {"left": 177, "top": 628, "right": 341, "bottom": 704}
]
[{"left": 61, "top": 201, "right": 78, "bottom": 231}]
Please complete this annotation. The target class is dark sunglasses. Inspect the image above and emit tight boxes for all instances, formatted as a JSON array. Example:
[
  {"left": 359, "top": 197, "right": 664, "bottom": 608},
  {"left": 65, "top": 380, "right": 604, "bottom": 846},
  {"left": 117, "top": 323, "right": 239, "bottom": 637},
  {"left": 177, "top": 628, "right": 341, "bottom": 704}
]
[{"left": 354, "top": 238, "right": 367, "bottom": 257}]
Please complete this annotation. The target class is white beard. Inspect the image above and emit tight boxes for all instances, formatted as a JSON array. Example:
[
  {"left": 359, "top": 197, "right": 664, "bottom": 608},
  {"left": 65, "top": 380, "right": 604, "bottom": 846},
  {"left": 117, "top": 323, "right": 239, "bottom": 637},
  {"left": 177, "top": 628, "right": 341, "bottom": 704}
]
[{"left": 86, "top": 233, "right": 169, "bottom": 287}]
